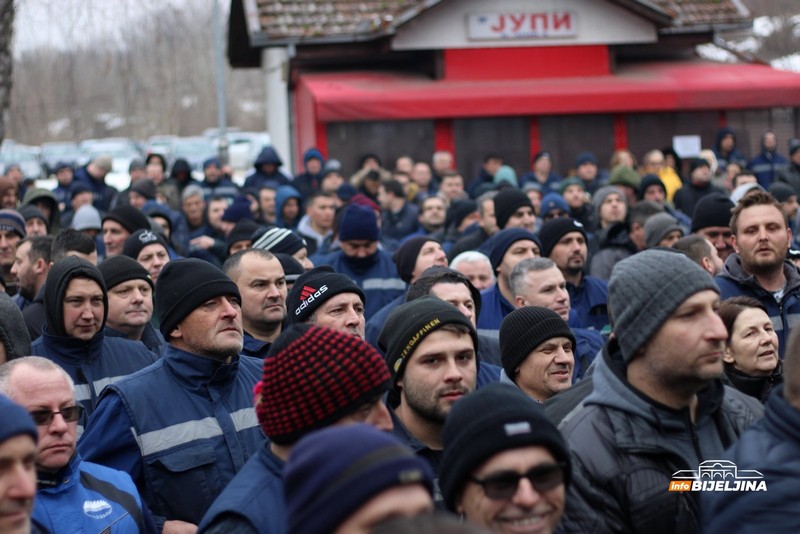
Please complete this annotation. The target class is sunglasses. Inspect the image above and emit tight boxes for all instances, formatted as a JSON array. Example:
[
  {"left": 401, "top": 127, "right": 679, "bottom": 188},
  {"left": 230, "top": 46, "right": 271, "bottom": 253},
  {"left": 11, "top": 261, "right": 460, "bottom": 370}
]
[
  {"left": 29, "top": 405, "right": 83, "bottom": 426},
  {"left": 469, "top": 463, "right": 566, "bottom": 500}
]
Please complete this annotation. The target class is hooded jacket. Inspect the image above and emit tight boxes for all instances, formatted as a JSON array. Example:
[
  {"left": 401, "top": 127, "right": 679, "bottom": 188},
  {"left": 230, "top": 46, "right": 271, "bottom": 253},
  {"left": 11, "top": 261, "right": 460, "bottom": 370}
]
[
  {"left": 701, "top": 385, "right": 800, "bottom": 533},
  {"left": 715, "top": 256, "right": 800, "bottom": 359},
  {"left": 292, "top": 147, "right": 325, "bottom": 199},
  {"left": 22, "top": 187, "right": 61, "bottom": 233},
  {"left": 274, "top": 185, "right": 303, "bottom": 230},
  {"left": 30, "top": 257, "right": 158, "bottom": 423},
  {"left": 0, "top": 291, "right": 31, "bottom": 359},
  {"left": 589, "top": 222, "right": 638, "bottom": 281},
  {"left": 712, "top": 126, "right": 748, "bottom": 174},
  {"left": 243, "top": 147, "right": 290, "bottom": 189},
  {"left": 560, "top": 341, "right": 762, "bottom": 533}
]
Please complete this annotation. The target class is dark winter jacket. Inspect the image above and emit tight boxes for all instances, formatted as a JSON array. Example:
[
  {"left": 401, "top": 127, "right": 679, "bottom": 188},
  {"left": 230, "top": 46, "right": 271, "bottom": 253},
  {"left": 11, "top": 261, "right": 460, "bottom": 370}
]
[
  {"left": 476, "top": 284, "right": 515, "bottom": 338},
  {"left": 673, "top": 181, "right": 726, "bottom": 218},
  {"left": 589, "top": 222, "right": 638, "bottom": 280},
  {"left": 716, "top": 256, "right": 800, "bottom": 359},
  {"left": 292, "top": 148, "right": 324, "bottom": 199},
  {"left": 748, "top": 131, "right": 788, "bottom": 189},
  {"left": 243, "top": 147, "right": 290, "bottom": 190},
  {"left": 274, "top": 185, "right": 302, "bottom": 230},
  {"left": 78, "top": 347, "right": 265, "bottom": 530},
  {"left": 775, "top": 161, "right": 800, "bottom": 196},
  {"left": 104, "top": 324, "right": 166, "bottom": 356},
  {"left": 559, "top": 341, "right": 763, "bottom": 533},
  {"left": 34, "top": 452, "right": 157, "bottom": 534},
  {"left": 712, "top": 126, "right": 748, "bottom": 174},
  {"left": 723, "top": 361, "right": 782, "bottom": 403},
  {"left": 198, "top": 444, "right": 285, "bottom": 534},
  {"left": 73, "top": 165, "right": 119, "bottom": 212},
  {"left": 701, "top": 385, "right": 800, "bottom": 534},
  {"left": 566, "top": 274, "right": 609, "bottom": 333},
  {"left": 0, "top": 291, "right": 31, "bottom": 359}
]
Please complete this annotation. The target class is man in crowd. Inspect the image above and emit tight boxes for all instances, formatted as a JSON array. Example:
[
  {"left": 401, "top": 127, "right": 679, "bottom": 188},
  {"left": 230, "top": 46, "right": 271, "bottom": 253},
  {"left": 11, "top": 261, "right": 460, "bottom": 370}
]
[
  {"left": 12, "top": 235, "right": 51, "bottom": 316},
  {"left": 672, "top": 235, "right": 724, "bottom": 276},
  {"left": 441, "top": 383, "right": 571, "bottom": 534},
  {"left": 438, "top": 171, "right": 467, "bottom": 204},
  {"left": 295, "top": 191, "right": 335, "bottom": 256},
  {"left": 749, "top": 129, "right": 788, "bottom": 188},
  {"left": 73, "top": 156, "right": 118, "bottom": 212},
  {"left": 501, "top": 307, "right": 577, "bottom": 404},
  {"left": 378, "top": 179, "right": 419, "bottom": 249},
  {"left": 476, "top": 228, "right": 540, "bottom": 337},
  {"left": 79, "top": 259, "right": 265, "bottom": 532},
  {"left": 284, "top": 425, "right": 434, "bottom": 533},
  {"left": 415, "top": 196, "right": 447, "bottom": 239},
  {"left": 674, "top": 158, "right": 725, "bottom": 217},
  {"left": 378, "top": 297, "right": 479, "bottom": 488},
  {"left": 692, "top": 193, "right": 736, "bottom": 262},
  {"left": 449, "top": 191, "right": 499, "bottom": 260},
  {"left": 0, "top": 209, "right": 25, "bottom": 295},
  {"left": 313, "top": 204, "right": 404, "bottom": 320},
  {"left": 99, "top": 255, "right": 165, "bottom": 355},
  {"left": 30, "top": 257, "right": 156, "bottom": 423},
  {"left": 450, "top": 250, "right": 495, "bottom": 291},
  {"left": 198, "top": 324, "right": 394, "bottom": 533},
  {"left": 559, "top": 249, "right": 762, "bottom": 532},
  {"left": 509, "top": 257, "right": 603, "bottom": 379},
  {"left": 286, "top": 265, "right": 367, "bottom": 339},
  {"left": 0, "top": 393, "right": 37, "bottom": 534},
  {"left": 223, "top": 249, "right": 287, "bottom": 358},
  {"left": 101, "top": 205, "right": 150, "bottom": 259},
  {"left": 0, "top": 357, "right": 156, "bottom": 533},
  {"left": 365, "top": 236, "right": 448, "bottom": 347},
  {"left": 716, "top": 190, "right": 800, "bottom": 358},
  {"left": 494, "top": 188, "right": 535, "bottom": 233},
  {"left": 538, "top": 218, "right": 609, "bottom": 332}
]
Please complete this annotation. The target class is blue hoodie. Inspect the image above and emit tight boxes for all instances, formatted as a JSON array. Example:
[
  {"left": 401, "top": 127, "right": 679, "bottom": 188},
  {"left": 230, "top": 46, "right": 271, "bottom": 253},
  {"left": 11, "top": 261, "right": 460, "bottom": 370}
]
[
  {"left": 274, "top": 185, "right": 303, "bottom": 230},
  {"left": 712, "top": 126, "right": 747, "bottom": 174},
  {"left": 293, "top": 148, "right": 325, "bottom": 199}
]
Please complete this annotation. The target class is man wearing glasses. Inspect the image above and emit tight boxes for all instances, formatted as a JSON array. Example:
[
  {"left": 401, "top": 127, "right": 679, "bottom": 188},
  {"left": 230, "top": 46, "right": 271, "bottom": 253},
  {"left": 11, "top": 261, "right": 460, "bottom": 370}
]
[
  {"left": 440, "top": 383, "right": 570, "bottom": 534},
  {"left": 0, "top": 356, "right": 155, "bottom": 533}
]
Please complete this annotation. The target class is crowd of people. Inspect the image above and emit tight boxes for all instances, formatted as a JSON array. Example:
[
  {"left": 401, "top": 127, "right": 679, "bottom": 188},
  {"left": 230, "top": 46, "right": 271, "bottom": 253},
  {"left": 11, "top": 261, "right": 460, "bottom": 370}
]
[{"left": 1, "top": 125, "right": 800, "bottom": 533}]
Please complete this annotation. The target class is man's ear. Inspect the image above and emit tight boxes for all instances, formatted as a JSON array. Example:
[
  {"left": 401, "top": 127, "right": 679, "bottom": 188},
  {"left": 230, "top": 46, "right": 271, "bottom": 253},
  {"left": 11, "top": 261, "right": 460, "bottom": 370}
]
[
  {"left": 731, "top": 234, "right": 740, "bottom": 254},
  {"left": 701, "top": 256, "right": 714, "bottom": 275},
  {"left": 170, "top": 325, "right": 182, "bottom": 340},
  {"left": 32, "top": 258, "right": 46, "bottom": 275}
]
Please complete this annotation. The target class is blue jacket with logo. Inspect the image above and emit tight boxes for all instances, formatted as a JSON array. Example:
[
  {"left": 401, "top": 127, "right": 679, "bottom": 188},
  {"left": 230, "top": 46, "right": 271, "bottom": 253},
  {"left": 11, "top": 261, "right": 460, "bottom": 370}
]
[
  {"left": 716, "top": 256, "right": 800, "bottom": 359},
  {"left": 34, "top": 452, "right": 157, "bottom": 534},
  {"left": 567, "top": 274, "right": 609, "bottom": 333},
  {"left": 78, "top": 346, "right": 265, "bottom": 529},
  {"left": 702, "top": 386, "right": 800, "bottom": 533},
  {"left": 31, "top": 328, "right": 158, "bottom": 429},
  {"left": 314, "top": 249, "right": 406, "bottom": 321},
  {"left": 241, "top": 332, "right": 272, "bottom": 359},
  {"left": 197, "top": 444, "right": 285, "bottom": 534}
]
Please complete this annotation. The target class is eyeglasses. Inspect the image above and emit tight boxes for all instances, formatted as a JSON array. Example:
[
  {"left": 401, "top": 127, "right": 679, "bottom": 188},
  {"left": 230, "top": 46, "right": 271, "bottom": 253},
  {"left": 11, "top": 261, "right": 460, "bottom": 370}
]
[
  {"left": 469, "top": 463, "right": 566, "bottom": 500},
  {"left": 29, "top": 405, "right": 83, "bottom": 426}
]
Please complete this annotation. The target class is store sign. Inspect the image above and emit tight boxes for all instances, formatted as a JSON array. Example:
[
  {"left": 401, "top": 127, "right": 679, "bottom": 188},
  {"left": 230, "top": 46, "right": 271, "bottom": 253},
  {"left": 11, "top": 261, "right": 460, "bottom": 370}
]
[{"left": 467, "top": 11, "right": 577, "bottom": 40}]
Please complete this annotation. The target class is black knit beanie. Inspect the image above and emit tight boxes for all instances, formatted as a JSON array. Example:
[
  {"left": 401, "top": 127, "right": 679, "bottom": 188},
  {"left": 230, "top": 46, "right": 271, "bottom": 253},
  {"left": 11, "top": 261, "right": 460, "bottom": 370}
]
[
  {"left": 123, "top": 229, "right": 169, "bottom": 260},
  {"left": 537, "top": 218, "right": 587, "bottom": 258},
  {"left": 256, "top": 324, "right": 391, "bottom": 444},
  {"left": 286, "top": 266, "right": 365, "bottom": 324},
  {"left": 98, "top": 255, "right": 154, "bottom": 291},
  {"left": 494, "top": 189, "right": 532, "bottom": 230},
  {"left": 102, "top": 205, "right": 150, "bottom": 233},
  {"left": 225, "top": 219, "right": 261, "bottom": 254},
  {"left": 155, "top": 258, "right": 240, "bottom": 338},
  {"left": 274, "top": 253, "right": 305, "bottom": 283},
  {"left": 691, "top": 194, "right": 734, "bottom": 232},
  {"left": 44, "top": 256, "right": 109, "bottom": 337},
  {"left": 392, "top": 236, "right": 439, "bottom": 284},
  {"left": 445, "top": 199, "right": 478, "bottom": 230},
  {"left": 439, "top": 383, "right": 571, "bottom": 511},
  {"left": 499, "top": 307, "right": 575, "bottom": 379},
  {"left": 378, "top": 296, "right": 478, "bottom": 394}
]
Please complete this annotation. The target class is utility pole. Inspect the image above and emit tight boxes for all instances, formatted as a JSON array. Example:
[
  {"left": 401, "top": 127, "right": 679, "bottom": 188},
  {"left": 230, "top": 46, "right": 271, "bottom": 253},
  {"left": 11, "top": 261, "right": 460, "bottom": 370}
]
[{"left": 212, "top": 0, "right": 228, "bottom": 163}]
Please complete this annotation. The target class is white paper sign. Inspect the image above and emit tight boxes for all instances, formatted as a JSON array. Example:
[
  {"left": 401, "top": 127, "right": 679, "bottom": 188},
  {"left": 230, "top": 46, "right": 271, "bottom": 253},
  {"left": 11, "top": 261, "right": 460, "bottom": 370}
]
[{"left": 672, "top": 135, "right": 702, "bottom": 158}]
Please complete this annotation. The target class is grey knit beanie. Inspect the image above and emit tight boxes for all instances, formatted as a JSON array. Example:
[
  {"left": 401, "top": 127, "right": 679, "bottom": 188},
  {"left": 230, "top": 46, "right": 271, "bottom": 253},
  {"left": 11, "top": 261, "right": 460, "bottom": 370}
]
[
  {"left": 644, "top": 213, "right": 683, "bottom": 249},
  {"left": 592, "top": 185, "right": 627, "bottom": 213},
  {"left": 608, "top": 249, "right": 719, "bottom": 363}
]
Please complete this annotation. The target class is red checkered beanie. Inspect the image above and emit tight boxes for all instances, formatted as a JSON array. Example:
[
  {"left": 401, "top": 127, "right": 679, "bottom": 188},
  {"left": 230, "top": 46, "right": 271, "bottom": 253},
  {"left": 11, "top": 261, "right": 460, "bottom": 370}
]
[{"left": 255, "top": 324, "right": 391, "bottom": 444}]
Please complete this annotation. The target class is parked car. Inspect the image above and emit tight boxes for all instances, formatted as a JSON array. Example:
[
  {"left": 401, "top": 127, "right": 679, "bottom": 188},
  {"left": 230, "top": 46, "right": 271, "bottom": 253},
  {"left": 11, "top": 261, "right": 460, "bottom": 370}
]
[
  {"left": 171, "top": 136, "right": 218, "bottom": 174},
  {"left": 40, "top": 141, "right": 83, "bottom": 175},
  {"left": 0, "top": 144, "right": 42, "bottom": 181}
]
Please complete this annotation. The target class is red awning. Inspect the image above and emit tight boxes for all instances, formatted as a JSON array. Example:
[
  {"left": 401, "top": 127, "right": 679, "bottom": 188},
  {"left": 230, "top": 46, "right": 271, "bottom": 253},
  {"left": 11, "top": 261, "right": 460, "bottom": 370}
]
[{"left": 298, "top": 60, "right": 800, "bottom": 122}]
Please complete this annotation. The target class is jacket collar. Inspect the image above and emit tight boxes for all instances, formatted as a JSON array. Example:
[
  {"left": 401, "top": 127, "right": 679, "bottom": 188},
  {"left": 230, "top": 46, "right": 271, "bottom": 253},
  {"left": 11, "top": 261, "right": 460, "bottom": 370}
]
[
  {"left": 162, "top": 344, "right": 241, "bottom": 393},
  {"left": 39, "top": 326, "right": 104, "bottom": 363}
]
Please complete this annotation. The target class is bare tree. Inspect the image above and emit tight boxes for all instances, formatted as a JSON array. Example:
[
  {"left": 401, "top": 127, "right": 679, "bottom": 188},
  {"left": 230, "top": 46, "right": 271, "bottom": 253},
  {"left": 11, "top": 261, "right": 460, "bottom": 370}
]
[{"left": 0, "top": 0, "right": 13, "bottom": 144}]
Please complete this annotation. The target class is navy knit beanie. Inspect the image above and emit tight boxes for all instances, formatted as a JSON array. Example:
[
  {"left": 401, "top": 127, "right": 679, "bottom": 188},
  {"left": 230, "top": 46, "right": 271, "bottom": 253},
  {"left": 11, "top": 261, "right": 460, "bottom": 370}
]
[
  {"left": 537, "top": 218, "right": 586, "bottom": 258},
  {"left": 691, "top": 194, "right": 734, "bottom": 232},
  {"left": 102, "top": 205, "right": 150, "bottom": 234},
  {"left": 122, "top": 229, "right": 169, "bottom": 260},
  {"left": 284, "top": 424, "right": 434, "bottom": 534},
  {"left": 338, "top": 204, "right": 379, "bottom": 242},
  {"left": 222, "top": 195, "right": 253, "bottom": 223},
  {"left": 480, "top": 228, "right": 540, "bottom": 271},
  {"left": 0, "top": 394, "right": 37, "bottom": 444}
]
